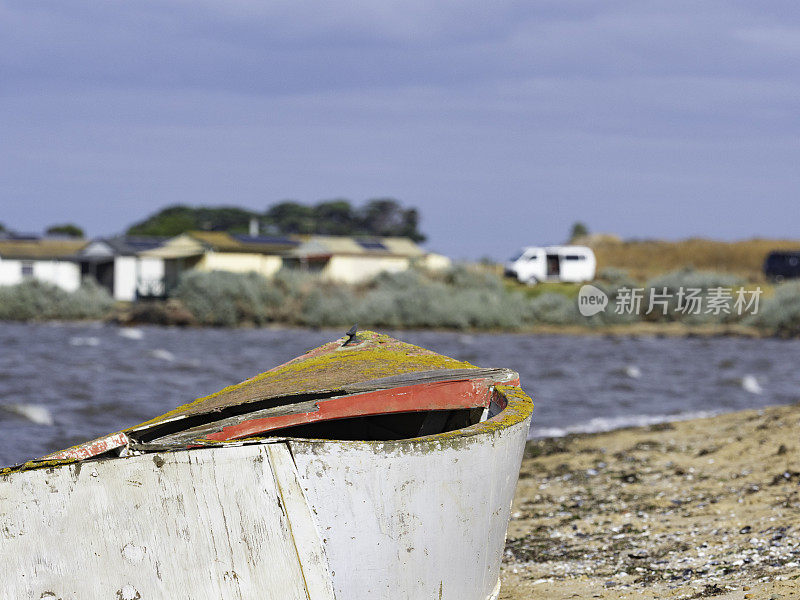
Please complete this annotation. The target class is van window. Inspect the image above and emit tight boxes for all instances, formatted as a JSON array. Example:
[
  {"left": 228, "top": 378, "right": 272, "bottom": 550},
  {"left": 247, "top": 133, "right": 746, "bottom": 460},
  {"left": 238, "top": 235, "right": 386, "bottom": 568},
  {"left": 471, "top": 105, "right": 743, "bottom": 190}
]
[{"left": 526, "top": 254, "right": 538, "bottom": 261}]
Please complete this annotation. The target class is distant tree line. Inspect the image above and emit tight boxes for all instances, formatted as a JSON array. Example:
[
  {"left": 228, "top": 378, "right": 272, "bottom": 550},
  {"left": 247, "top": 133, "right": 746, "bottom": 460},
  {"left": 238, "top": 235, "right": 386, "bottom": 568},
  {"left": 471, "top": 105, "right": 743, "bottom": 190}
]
[
  {"left": 46, "top": 223, "right": 84, "bottom": 238},
  {"left": 0, "top": 222, "right": 84, "bottom": 238},
  {"left": 125, "top": 199, "right": 425, "bottom": 242}
]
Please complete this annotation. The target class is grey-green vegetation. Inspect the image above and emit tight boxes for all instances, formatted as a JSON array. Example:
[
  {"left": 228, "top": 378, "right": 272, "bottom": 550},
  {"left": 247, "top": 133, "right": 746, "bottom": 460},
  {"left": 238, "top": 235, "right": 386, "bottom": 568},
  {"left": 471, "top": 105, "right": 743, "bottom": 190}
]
[
  {"left": 0, "top": 266, "right": 782, "bottom": 333},
  {"left": 746, "top": 281, "right": 800, "bottom": 337},
  {"left": 172, "top": 270, "right": 286, "bottom": 327},
  {"left": 168, "top": 266, "right": 593, "bottom": 330},
  {"left": 163, "top": 266, "right": 774, "bottom": 330},
  {"left": 0, "top": 279, "right": 113, "bottom": 321},
  {"left": 643, "top": 268, "right": 745, "bottom": 324}
]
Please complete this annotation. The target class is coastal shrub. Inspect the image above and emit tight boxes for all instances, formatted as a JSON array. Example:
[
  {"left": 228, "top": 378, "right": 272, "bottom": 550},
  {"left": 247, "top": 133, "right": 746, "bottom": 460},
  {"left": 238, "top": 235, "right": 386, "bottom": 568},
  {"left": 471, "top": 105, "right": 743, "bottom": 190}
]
[
  {"left": 526, "top": 292, "right": 583, "bottom": 326},
  {"left": 366, "top": 269, "right": 428, "bottom": 293},
  {"left": 59, "top": 278, "right": 115, "bottom": 319},
  {"left": 172, "top": 270, "right": 284, "bottom": 327},
  {"left": 151, "top": 265, "right": 769, "bottom": 330},
  {"left": 589, "top": 272, "right": 643, "bottom": 326},
  {"left": 643, "top": 268, "right": 745, "bottom": 324},
  {"left": 0, "top": 279, "right": 113, "bottom": 321},
  {"left": 271, "top": 269, "right": 317, "bottom": 298},
  {"left": 300, "top": 285, "right": 360, "bottom": 328},
  {"left": 359, "top": 283, "right": 527, "bottom": 330},
  {"left": 745, "top": 281, "right": 800, "bottom": 337},
  {"left": 297, "top": 267, "right": 528, "bottom": 330},
  {"left": 0, "top": 280, "right": 66, "bottom": 320},
  {"left": 359, "top": 280, "right": 448, "bottom": 328},
  {"left": 443, "top": 265, "right": 506, "bottom": 292},
  {"left": 269, "top": 269, "right": 319, "bottom": 321},
  {"left": 596, "top": 267, "right": 636, "bottom": 288}
]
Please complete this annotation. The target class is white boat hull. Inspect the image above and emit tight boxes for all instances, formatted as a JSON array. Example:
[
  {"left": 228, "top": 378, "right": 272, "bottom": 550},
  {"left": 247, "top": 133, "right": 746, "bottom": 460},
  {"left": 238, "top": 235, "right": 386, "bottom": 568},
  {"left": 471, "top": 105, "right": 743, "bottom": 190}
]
[{"left": 1, "top": 391, "right": 530, "bottom": 600}]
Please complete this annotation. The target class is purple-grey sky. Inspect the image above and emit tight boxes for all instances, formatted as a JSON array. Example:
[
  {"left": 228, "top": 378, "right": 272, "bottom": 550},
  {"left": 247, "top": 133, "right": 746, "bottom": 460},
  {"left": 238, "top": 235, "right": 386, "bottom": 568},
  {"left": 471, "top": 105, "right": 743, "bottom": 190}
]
[{"left": 1, "top": 1, "right": 799, "bottom": 259}]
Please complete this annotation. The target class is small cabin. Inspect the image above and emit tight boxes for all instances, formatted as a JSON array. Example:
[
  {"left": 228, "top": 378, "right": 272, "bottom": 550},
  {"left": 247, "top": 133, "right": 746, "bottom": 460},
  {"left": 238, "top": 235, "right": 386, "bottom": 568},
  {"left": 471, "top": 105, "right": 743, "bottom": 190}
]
[
  {"left": 285, "top": 236, "right": 438, "bottom": 284},
  {"left": 504, "top": 245, "right": 596, "bottom": 284},
  {"left": 139, "top": 232, "right": 300, "bottom": 293},
  {"left": 0, "top": 238, "right": 86, "bottom": 291}
]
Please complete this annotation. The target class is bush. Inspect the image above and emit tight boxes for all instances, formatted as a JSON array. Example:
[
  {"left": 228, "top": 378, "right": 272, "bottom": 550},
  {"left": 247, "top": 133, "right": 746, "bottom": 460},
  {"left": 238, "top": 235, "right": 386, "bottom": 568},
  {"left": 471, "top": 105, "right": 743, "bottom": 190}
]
[
  {"left": 172, "top": 270, "right": 284, "bottom": 327},
  {"left": 526, "top": 293, "right": 584, "bottom": 326},
  {"left": 296, "top": 267, "right": 529, "bottom": 330},
  {"left": 269, "top": 269, "right": 319, "bottom": 321},
  {"left": 443, "top": 265, "right": 506, "bottom": 292},
  {"left": 300, "top": 285, "right": 361, "bottom": 328},
  {"left": 361, "top": 283, "right": 528, "bottom": 330},
  {"left": 596, "top": 267, "right": 636, "bottom": 288},
  {"left": 643, "top": 268, "right": 745, "bottom": 324},
  {"left": 147, "top": 265, "right": 767, "bottom": 331},
  {"left": 589, "top": 269, "right": 643, "bottom": 325},
  {"left": 62, "top": 278, "right": 115, "bottom": 319},
  {"left": 746, "top": 281, "right": 800, "bottom": 336},
  {"left": 0, "top": 279, "right": 113, "bottom": 321}
]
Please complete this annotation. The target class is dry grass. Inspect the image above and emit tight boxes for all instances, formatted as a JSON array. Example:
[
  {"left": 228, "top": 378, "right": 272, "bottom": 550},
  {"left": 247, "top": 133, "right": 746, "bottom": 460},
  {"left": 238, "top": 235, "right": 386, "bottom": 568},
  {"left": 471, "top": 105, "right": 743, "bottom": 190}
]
[{"left": 591, "top": 238, "right": 800, "bottom": 282}]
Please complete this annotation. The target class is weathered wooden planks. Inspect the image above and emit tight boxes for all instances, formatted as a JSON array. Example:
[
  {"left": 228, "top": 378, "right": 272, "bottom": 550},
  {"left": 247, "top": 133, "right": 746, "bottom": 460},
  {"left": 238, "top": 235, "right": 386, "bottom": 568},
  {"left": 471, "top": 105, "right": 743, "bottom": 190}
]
[{"left": 0, "top": 443, "right": 334, "bottom": 600}]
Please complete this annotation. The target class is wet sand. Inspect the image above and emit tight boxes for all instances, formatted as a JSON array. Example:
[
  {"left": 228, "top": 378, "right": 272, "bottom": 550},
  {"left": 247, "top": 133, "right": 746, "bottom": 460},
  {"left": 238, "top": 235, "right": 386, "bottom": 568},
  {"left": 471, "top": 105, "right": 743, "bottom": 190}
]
[{"left": 501, "top": 404, "right": 800, "bottom": 599}]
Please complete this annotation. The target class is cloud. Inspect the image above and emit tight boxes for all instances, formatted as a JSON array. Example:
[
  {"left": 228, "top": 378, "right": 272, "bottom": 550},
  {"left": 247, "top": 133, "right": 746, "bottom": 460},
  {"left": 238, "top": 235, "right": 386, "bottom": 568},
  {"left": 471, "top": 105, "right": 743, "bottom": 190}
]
[
  {"left": 2, "top": 1, "right": 790, "bottom": 95},
  {"left": 1, "top": 1, "right": 799, "bottom": 257}
]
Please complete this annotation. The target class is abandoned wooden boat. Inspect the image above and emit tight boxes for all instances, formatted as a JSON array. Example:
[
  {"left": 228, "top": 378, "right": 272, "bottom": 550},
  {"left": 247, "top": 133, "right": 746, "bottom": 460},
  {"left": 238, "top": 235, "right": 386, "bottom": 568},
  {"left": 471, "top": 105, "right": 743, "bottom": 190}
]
[{"left": 0, "top": 331, "right": 533, "bottom": 600}]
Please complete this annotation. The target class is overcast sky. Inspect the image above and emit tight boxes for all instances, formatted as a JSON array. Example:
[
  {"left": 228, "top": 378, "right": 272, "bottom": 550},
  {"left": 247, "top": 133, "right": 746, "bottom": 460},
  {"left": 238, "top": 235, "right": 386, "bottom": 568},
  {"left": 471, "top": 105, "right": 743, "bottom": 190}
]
[{"left": 1, "top": 1, "right": 799, "bottom": 258}]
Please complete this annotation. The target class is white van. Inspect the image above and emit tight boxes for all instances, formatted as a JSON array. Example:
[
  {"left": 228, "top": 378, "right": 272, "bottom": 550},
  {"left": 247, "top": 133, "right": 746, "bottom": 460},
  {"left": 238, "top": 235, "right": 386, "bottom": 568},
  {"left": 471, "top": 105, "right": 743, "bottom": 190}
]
[{"left": 504, "top": 245, "right": 596, "bottom": 284}]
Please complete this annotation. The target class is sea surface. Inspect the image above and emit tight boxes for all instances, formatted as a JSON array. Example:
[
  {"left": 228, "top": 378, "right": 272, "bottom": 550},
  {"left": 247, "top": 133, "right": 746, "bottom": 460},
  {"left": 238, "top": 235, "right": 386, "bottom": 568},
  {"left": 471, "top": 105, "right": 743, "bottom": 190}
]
[{"left": 1, "top": 322, "right": 799, "bottom": 467}]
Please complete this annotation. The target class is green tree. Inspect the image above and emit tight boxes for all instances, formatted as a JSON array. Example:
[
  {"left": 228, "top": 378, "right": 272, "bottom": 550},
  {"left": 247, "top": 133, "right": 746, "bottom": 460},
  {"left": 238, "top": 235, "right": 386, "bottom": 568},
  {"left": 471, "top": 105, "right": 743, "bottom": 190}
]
[
  {"left": 569, "top": 221, "right": 589, "bottom": 242},
  {"left": 123, "top": 199, "right": 427, "bottom": 241},
  {"left": 0, "top": 222, "right": 6, "bottom": 233},
  {"left": 264, "top": 201, "right": 315, "bottom": 234},
  {"left": 46, "top": 223, "right": 84, "bottom": 238},
  {"left": 357, "top": 198, "right": 426, "bottom": 242},
  {"left": 312, "top": 199, "right": 357, "bottom": 235},
  {"left": 126, "top": 205, "right": 257, "bottom": 237}
]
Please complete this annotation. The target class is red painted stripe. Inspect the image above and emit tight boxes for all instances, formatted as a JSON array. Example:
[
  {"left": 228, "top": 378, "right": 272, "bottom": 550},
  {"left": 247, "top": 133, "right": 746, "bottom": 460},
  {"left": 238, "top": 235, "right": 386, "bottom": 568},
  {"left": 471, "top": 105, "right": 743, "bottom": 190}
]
[
  {"left": 206, "top": 378, "right": 493, "bottom": 442},
  {"left": 43, "top": 432, "right": 129, "bottom": 461}
]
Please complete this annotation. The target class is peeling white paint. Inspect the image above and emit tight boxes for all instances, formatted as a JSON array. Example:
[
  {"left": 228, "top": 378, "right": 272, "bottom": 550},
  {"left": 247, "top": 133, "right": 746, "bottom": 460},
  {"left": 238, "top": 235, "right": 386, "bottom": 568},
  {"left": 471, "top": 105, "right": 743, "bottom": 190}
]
[
  {"left": 121, "top": 543, "right": 145, "bottom": 564},
  {"left": 0, "top": 444, "right": 327, "bottom": 599},
  {"left": 118, "top": 584, "right": 139, "bottom": 600}
]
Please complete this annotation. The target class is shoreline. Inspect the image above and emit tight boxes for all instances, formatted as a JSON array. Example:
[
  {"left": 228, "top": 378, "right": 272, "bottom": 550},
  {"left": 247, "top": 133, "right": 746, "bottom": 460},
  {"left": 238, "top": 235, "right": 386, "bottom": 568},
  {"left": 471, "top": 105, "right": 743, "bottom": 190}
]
[
  {"left": 0, "top": 317, "right": 780, "bottom": 340},
  {"left": 502, "top": 403, "right": 800, "bottom": 599}
]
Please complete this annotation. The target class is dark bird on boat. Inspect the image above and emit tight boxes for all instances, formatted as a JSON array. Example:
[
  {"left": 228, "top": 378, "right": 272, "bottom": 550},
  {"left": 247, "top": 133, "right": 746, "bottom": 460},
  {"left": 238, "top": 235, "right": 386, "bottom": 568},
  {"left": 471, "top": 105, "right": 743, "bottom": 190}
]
[{"left": 343, "top": 324, "right": 359, "bottom": 346}]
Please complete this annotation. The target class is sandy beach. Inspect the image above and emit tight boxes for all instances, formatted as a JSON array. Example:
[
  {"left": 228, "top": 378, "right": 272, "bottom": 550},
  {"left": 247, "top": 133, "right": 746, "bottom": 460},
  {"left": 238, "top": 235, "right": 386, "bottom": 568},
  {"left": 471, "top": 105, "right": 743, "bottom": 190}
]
[{"left": 501, "top": 404, "right": 800, "bottom": 599}]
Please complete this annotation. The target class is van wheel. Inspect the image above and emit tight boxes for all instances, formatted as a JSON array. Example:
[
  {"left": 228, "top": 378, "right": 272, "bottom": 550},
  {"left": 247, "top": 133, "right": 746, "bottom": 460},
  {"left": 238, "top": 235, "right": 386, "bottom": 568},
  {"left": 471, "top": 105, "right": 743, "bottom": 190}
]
[{"left": 525, "top": 276, "right": 539, "bottom": 285}]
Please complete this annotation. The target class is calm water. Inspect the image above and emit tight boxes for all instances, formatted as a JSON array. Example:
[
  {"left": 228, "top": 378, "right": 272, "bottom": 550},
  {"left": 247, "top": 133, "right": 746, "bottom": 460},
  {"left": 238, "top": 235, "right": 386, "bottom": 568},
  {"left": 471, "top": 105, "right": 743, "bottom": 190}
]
[{"left": 1, "top": 322, "right": 799, "bottom": 467}]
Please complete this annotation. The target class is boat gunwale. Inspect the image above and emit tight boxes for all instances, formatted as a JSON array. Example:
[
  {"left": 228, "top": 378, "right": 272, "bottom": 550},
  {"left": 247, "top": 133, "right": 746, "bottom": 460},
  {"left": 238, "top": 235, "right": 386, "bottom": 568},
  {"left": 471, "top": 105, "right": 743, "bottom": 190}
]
[
  {"left": 142, "top": 381, "right": 533, "bottom": 454},
  {"left": 1, "top": 383, "right": 533, "bottom": 475}
]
